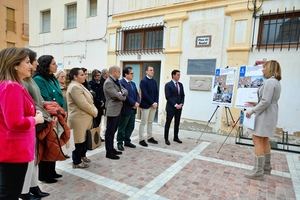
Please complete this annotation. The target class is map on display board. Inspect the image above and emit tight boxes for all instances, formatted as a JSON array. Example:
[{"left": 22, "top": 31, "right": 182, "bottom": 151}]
[
  {"left": 235, "top": 65, "right": 264, "bottom": 108},
  {"left": 212, "top": 67, "right": 236, "bottom": 107}
]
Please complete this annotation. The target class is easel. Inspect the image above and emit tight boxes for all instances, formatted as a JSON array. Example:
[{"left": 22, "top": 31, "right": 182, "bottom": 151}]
[{"left": 196, "top": 105, "right": 236, "bottom": 144}]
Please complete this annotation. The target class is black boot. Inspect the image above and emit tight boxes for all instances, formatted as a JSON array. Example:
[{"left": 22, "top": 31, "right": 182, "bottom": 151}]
[
  {"left": 30, "top": 186, "right": 50, "bottom": 198},
  {"left": 19, "top": 193, "right": 41, "bottom": 200}
]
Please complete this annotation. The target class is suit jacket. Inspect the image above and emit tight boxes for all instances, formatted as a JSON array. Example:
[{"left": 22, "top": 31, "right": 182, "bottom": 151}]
[
  {"left": 104, "top": 76, "right": 128, "bottom": 117},
  {"left": 66, "top": 81, "right": 98, "bottom": 143},
  {"left": 120, "top": 78, "right": 140, "bottom": 116},
  {"left": 165, "top": 80, "right": 185, "bottom": 113}
]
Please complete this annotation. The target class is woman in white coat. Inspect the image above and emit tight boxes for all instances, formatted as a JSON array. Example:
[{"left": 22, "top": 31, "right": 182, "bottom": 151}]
[
  {"left": 66, "top": 68, "right": 98, "bottom": 168},
  {"left": 245, "top": 60, "right": 281, "bottom": 180}
]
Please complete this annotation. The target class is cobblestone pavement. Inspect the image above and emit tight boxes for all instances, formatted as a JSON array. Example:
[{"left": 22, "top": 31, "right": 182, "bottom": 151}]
[{"left": 39, "top": 123, "right": 300, "bottom": 200}]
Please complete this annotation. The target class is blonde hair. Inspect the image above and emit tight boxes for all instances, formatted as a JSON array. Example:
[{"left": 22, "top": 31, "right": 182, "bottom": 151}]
[
  {"left": 263, "top": 60, "right": 282, "bottom": 81},
  {"left": 55, "top": 70, "right": 66, "bottom": 79},
  {"left": 0, "top": 47, "right": 28, "bottom": 82}
]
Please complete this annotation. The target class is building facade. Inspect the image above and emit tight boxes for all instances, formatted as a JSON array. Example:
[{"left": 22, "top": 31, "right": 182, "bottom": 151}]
[
  {"left": 0, "top": 0, "right": 29, "bottom": 49},
  {"left": 107, "top": 0, "right": 300, "bottom": 134},
  {"left": 29, "top": 0, "right": 108, "bottom": 71}
]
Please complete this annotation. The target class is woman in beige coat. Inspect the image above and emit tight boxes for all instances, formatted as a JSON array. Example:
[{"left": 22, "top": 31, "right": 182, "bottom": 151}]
[
  {"left": 245, "top": 60, "right": 281, "bottom": 180},
  {"left": 66, "top": 68, "right": 98, "bottom": 168}
]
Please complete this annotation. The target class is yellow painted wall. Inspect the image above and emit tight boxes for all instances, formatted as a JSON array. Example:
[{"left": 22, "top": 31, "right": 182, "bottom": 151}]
[{"left": 0, "top": 0, "right": 29, "bottom": 49}]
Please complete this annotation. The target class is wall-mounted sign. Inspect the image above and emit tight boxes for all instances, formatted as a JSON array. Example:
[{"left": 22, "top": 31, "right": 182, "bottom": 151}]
[{"left": 195, "top": 35, "right": 211, "bottom": 47}]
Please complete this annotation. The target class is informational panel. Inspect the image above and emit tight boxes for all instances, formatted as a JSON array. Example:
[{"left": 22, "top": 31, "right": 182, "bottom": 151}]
[
  {"left": 235, "top": 65, "right": 263, "bottom": 108},
  {"left": 212, "top": 68, "right": 236, "bottom": 107},
  {"left": 187, "top": 59, "right": 216, "bottom": 75}
]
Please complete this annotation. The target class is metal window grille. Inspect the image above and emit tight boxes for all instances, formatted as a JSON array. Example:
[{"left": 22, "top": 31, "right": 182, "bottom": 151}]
[
  {"left": 253, "top": 7, "right": 300, "bottom": 51},
  {"left": 116, "top": 23, "right": 164, "bottom": 55}
]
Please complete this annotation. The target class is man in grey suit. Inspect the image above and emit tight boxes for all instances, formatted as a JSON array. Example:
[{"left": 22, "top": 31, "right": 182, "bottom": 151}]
[{"left": 103, "top": 66, "right": 128, "bottom": 159}]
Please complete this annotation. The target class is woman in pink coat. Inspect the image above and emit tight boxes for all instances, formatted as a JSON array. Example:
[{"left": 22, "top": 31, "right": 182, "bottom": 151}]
[{"left": 0, "top": 48, "right": 44, "bottom": 200}]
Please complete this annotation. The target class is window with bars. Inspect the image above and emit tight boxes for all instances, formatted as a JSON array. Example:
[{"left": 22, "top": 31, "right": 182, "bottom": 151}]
[
  {"left": 120, "top": 27, "right": 163, "bottom": 53},
  {"left": 41, "top": 10, "right": 51, "bottom": 33},
  {"left": 257, "top": 10, "right": 300, "bottom": 48},
  {"left": 66, "top": 4, "right": 77, "bottom": 29},
  {"left": 88, "top": 0, "right": 97, "bottom": 17},
  {"left": 6, "top": 7, "right": 16, "bottom": 32}
]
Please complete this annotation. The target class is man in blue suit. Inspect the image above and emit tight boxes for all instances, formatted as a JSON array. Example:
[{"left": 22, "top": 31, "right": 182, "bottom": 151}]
[
  {"left": 164, "top": 70, "right": 185, "bottom": 145},
  {"left": 117, "top": 66, "right": 140, "bottom": 151}
]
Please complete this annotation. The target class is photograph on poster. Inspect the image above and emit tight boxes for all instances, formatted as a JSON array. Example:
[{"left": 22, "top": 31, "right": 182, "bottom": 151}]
[
  {"left": 235, "top": 65, "right": 264, "bottom": 108},
  {"left": 212, "top": 68, "right": 236, "bottom": 107}
]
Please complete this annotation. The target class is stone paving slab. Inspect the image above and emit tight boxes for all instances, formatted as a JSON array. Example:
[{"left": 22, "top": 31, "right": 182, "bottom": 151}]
[
  {"left": 132, "top": 135, "right": 199, "bottom": 153},
  {"left": 200, "top": 142, "right": 290, "bottom": 173},
  {"left": 86, "top": 147, "right": 180, "bottom": 188},
  {"left": 156, "top": 159, "right": 296, "bottom": 200},
  {"left": 36, "top": 124, "right": 299, "bottom": 200},
  {"left": 39, "top": 170, "right": 128, "bottom": 200}
]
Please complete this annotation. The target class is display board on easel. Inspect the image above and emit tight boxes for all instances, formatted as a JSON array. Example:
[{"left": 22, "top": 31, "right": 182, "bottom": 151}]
[
  {"left": 235, "top": 65, "right": 264, "bottom": 109},
  {"left": 212, "top": 67, "right": 236, "bottom": 107}
]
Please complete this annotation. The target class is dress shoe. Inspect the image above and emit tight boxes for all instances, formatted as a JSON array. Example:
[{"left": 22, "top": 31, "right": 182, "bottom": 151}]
[
  {"left": 173, "top": 138, "right": 182, "bottom": 143},
  {"left": 113, "top": 149, "right": 122, "bottom": 155},
  {"left": 165, "top": 140, "right": 170, "bottom": 145},
  {"left": 124, "top": 142, "right": 136, "bottom": 148},
  {"left": 82, "top": 156, "right": 91, "bottom": 163},
  {"left": 30, "top": 186, "right": 50, "bottom": 198},
  {"left": 139, "top": 140, "right": 148, "bottom": 147},
  {"left": 53, "top": 173, "right": 63, "bottom": 179},
  {"left": 106, "top": 153, "right": 120, "bottom": 160},
  {"left": 117, "top": 143, "right": 125, "bottom": 151},
  {"left": 147, "top": 137, "right": 158, "bottom": 144},
  {"left": 73, "top": 162, "right": 89, "bottom": 169},
  {"left": 19, "top": 193, "right": 41, "bottom": 200},
  {"left": 39, "top": 178, "right": 57, "bottom": 184}
]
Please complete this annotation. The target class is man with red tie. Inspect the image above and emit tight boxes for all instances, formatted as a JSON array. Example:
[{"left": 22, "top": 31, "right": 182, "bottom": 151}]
[{"left": 164, "top": 70, "right": 185, "bottom": 145}]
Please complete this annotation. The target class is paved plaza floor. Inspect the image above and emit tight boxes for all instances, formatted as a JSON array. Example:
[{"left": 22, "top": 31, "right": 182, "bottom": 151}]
[{"left": 39, "top": 123, "right": 300, "bottom": 200}]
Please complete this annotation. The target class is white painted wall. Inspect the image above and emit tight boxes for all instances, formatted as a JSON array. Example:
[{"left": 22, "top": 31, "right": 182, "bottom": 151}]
[
  {"left": 180, "top": 7, "right": 228, "bottom": 127},
  {"left": 29, "top": 0, "right": 108, "bottom": 71},
  {"left": 111, "top": 0, "right": 191, "bottom": 15},
  {"left": 248, "top": 0, "right": 300, "bottom": 132}
]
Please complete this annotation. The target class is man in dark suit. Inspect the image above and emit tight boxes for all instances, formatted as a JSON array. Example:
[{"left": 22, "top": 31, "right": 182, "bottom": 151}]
[
  {"left": 117, "top": 66, "right": 140, "bottom": 151},
  {"left": 103, "top": 66, "right": 128, "bottom": 159},
  {"left": 164, "top": 70, "right": 185, "bottom": 145}
]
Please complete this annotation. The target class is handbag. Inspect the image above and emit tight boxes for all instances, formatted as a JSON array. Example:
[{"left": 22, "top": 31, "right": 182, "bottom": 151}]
[{"left": 86, "top": 126, "right": 101, "bottom": 150}]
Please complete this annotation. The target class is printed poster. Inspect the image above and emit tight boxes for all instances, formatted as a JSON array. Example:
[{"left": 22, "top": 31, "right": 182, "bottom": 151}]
[
  {"left": 235, "top": 65, "right": 264, "bottom": 108},
  {"left": 212, "top": 68, "right": 236, "bottom": 107}
]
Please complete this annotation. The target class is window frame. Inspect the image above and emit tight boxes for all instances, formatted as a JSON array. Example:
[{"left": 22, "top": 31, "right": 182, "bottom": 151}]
[
  {"left": 123, "top": 27, "right": 164, "bottom": 52},
  {"left": 6, "top": 7, "right": 16, "bottom": 32},
  {"left": 40, "top": 9, "right": 51, "bottom": 33},
  {"left": 65, "top": 3, "right": 77, "bottom": 29},
  {"left": 257, "top": 11, "right": 300, "bottom": 48},
  {"left": 88, "top": 0, "right": 97, "bottom": 17}
]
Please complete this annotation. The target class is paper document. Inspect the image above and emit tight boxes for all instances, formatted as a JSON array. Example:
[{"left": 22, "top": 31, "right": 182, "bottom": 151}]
[{"left": 243, "top": 113, "right": 255, "bottom": 130}]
